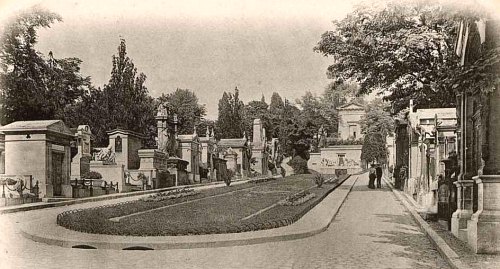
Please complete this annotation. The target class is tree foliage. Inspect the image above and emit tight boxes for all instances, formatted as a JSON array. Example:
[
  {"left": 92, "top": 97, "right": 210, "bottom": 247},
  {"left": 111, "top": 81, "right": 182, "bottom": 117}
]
[
  {"left": 0, "top": 7, "right": 90, "bottom": 124},
  {"left": 359, "top": 98, "right": 394, "bottom": 137},
  {"left": 67, "top": 39, "right": 157, "bottom": 147},
  {"left": 217, "top": 87, "right": 245, "bottom": 139},
  {"left": 360, "top": 99, "right": 394, "bottom": 164},
  {"left": 361, "top": 133, "right": 388, "bottom": 164},
  {"left": 158, "top": 88, "right": 206, "bottom": 135},
  {"left": 315, "top": 0, "right": 467, "bottom": 113},
  {"left": 243, "top": 98, "right": 268, "bottom": 138}
]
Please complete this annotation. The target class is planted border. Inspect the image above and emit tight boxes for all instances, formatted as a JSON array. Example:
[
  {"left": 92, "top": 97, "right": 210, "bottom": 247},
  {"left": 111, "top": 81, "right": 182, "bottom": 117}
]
[{"left": 57, "top": 174, "right": 349, "bottom": 236}]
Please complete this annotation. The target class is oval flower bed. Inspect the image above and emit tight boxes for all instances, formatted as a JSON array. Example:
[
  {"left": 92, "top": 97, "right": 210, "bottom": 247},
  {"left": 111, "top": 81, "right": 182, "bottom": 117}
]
[{"left": 57, "top": 174, "right": 349, "bottom": 236}]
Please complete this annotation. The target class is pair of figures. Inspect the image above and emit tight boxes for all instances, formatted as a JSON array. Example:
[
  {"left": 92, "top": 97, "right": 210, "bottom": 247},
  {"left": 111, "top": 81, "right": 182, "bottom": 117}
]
[{"left": 368, "top": 164, "right": 383, "bottom": 189}]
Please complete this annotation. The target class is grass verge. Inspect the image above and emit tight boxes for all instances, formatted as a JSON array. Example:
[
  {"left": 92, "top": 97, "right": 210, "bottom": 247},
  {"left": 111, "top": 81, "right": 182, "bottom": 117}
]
[{"left": 57, "top": 174, "right": 349, "bottom": 236}]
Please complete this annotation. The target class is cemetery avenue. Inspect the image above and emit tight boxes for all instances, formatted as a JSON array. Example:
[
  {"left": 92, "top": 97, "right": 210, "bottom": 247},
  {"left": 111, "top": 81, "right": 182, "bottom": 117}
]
[{"left": 1, "top": 0, "right": 500, "bottom": 268}]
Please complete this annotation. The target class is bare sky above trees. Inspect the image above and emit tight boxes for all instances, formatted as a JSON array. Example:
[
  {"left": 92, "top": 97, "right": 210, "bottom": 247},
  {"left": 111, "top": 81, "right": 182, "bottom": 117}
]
[
  {"left": 0, "top": 0, "right": 498, "bottom": 118},
  {"left": 0, "top": 0, "right": 359, "bottom": 119}
]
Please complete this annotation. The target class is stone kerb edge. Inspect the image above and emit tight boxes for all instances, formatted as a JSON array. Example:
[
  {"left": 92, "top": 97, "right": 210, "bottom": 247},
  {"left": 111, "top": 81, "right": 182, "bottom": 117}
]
[
  {"left": 383, "top": 177, "right": 469, "bottom": 269},
  {"left": 21, "top": 175, "right": 359, "bottom": 250},
  {"left": 0, "top": 179, "right": 251, "bottom": 214}
]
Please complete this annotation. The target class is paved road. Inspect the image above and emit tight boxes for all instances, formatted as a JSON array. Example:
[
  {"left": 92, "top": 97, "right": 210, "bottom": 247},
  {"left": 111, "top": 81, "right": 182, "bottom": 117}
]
[{"left": 0, "top": 174, "right": 450, "bottom": 269}]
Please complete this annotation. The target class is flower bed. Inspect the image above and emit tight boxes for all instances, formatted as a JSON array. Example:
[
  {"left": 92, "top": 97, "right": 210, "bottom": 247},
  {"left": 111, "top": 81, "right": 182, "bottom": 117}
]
[
  {"left": 140, "top": 187, "right": 197, "bottom": 202},
  {"left": 57, "top": 174, "right": 350, "bottom": 236},
  {"left": 278, "top": 190, "right": 316, "bottom": 206},
  {"left": 248, "top": 176, "right": 276, "bottom": 184}
]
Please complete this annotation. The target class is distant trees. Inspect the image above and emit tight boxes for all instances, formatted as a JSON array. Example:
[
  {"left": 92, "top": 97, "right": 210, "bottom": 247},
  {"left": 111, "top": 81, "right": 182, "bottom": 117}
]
[
  {"left": 0, "top": 7, "right": 91, "bottom": 125},
  {"left": 217, "top": 87, "right": 245, "bottom": 139},
  {"left": 243, "top": 98, "right": 269, "bottom": 140},
  {"left": 360, "top": 99, "right": 394, "bottom": 164},
  {"left": 66, "top": 39, "right": 157, "bottom": 147},
  {"left": 157, "top": 88, "right": 206, "bottom": 135}
]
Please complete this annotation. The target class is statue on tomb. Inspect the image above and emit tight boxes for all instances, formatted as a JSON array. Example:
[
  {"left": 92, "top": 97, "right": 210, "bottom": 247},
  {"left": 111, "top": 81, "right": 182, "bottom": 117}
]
[
  {"left": 95, "top": 144, "right": 116, "bottom": 163},
  {"left": 157, "top": 103, "right": 169, "bottom": 117}
]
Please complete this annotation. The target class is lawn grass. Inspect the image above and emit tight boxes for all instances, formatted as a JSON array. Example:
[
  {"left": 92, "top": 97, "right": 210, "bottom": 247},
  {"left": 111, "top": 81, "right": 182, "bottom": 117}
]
[{"left": 57, "top": 174, "right": 349, "bottom": 236}]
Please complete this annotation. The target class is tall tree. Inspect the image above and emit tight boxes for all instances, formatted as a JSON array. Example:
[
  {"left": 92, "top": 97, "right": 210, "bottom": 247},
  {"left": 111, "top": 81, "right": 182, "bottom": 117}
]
[
  {"left": 157, "top": 88, "right": 206, "bottom": 135},
  {"left": 267, "top": 92, "right": 285, "bottom": 138},
  {"left": 269, "top": 92, "right": 285, "bottom": 114},
  {"left": 359, "top": 99, "right": 395, "bottom": 138},
  {"left": 315, "top": 0, "right": 464, "bottom": 113},
  {"left": 217, "top": 87, "right": 245, "bottom": 139},
  {"left": 361, "top": 133, "right": 388, "bottom": 164},
  {"left": 296, "top": 91, "right": 330, "bottom": 151},
  {"left": 0, "top": 8, "right": 90, "bottom": 124},
  {"left": 243, "top": 99, "right": 269, "bottom": 140},
  {"left": 67, "top": 39, "right": 157, "bottom": 147},
  {"left": 360, "top": 99, "right": 394, "bottom": 164}
]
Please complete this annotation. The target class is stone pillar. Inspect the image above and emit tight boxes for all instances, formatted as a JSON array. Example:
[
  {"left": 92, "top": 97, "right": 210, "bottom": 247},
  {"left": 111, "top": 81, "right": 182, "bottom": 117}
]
[
  {"left": 452, "top": 180, "right": 474, "bottom": 241},
  {"left": 252, "top": 119, "right": 262, "bottom": 148},
  {"left": 467, "top": 78, "right": 500, "bottom": 253},
  {"left": 468, "top": 175, "right": 500, "bottom": 253},
  {"left": 452, "top": 93, "right": 474, "bottom": 239}
]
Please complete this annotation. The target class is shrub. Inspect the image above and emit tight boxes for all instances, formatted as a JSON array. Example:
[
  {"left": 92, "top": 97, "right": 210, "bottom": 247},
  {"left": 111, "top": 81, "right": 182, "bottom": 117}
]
[
  {"left": 314, "top": 174, "right": 325, "bottom": 188},
  {"left": 278, "top": 190, "right": 316, "bottom": 206},
  {"left": 224, "top": 169, "right": 234, "bottom": 186},
  {"left": 287, "top": 156, "right": 308, "bottom": 174},
  {"left": 268, "top": 162, "right": 275, "bottom": 171},
  {"left": 82, "top": 171, "right": 102, "bottom": 179}
]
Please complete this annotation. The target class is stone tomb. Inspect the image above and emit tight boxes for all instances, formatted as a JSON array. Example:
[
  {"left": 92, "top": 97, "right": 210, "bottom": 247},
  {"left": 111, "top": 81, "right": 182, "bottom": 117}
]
[
  {"left": 177, "top": 132, "right": 202, "bottom": 183},
  {"left": 250, "top": 119, "right": 269, "bottom": 176},
  {"left": 107, "top": 129, "right": 144, "bottom": 170},
  {"left": 218, "top": 137, "right": 249, "bottom": 177},
  {"left": 0, "top": 120, "right": 74, "bottom": 198},
  {"left": 70, "top": 125, "right": 92, "bottom": 179}
]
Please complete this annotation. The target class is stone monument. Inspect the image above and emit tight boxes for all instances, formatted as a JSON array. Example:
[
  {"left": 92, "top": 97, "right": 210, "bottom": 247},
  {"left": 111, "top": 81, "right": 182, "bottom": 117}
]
[{"left": 71, "top": 125, "right": 92, "bottom": 179}]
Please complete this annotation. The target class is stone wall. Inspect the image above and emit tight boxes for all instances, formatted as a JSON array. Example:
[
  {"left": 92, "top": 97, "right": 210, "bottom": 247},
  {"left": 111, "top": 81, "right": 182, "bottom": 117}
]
[
  {"left": 308, "top": 145, "right": 363, "bottom": 175},
  {"left": 89, "top": 162, "right": 125, "bottom": 193}
]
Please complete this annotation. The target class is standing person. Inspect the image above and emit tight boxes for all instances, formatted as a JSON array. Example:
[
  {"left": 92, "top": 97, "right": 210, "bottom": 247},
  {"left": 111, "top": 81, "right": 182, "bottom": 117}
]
[
  {"left": 368, "top": 164, "right": 376, "bottom": 189},
  {"left": 376, "top": 164, "right": 383, "bottom": 188}
]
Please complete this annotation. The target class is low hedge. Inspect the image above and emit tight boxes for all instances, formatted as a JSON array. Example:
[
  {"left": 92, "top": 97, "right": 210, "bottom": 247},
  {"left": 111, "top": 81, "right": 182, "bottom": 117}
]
[{"left": 57, "top": 174, "right": 349, "bottom": 236}]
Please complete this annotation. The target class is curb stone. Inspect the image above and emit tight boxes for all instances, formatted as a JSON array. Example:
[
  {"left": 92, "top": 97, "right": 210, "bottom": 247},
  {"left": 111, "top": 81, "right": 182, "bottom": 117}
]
[
  {"left": 383, "top": 177, "right": 469, "bottom": 269},
  {"left": 0, "top": 179, "right": 251, "bottom": 215},
  {"left": 20, "top": 175, "right": 360, "bottom": 250}
]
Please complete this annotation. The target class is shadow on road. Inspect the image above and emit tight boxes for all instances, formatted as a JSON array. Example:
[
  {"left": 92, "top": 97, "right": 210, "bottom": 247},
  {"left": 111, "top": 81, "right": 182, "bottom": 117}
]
[
  {"left": 349, "top": 185, "right": 392, "bottom": 192},
  {"left": 362, "top": 213, "right": 450, "bottom": 269}
]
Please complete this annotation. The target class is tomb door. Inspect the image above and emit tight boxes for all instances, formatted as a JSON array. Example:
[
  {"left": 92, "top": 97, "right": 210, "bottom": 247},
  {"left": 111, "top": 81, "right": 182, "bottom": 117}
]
[{"left": 52, "top": 153, "right": 64, "bottom": 196}]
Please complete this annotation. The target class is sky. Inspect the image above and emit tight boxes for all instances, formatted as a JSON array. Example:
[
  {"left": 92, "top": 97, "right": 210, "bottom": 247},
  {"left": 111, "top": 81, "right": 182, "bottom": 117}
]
[
  {"left": 1, "top": 0, "right": 498, "bottom": 119},
  {"left": 0, "top": 0, "right": 363, "bottom": 119}
]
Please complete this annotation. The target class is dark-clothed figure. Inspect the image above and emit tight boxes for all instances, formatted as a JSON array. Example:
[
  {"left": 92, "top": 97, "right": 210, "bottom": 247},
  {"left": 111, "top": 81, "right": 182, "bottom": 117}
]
[
  {"left": 376, "top": 165, "right": 383, "bottom": 188},
  {"left": 368, "top": 164, "right": 376, "bottom": 189}
]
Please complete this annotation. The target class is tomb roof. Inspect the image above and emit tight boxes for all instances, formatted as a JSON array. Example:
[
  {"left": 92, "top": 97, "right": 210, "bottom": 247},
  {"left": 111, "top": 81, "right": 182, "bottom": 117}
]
[
  {"left": 0, "top": 120, "right": 73, "bottom": 136},
  {"left": 107, "top": 129, "right": 145, "bottom": 138},
  {"left": 337, "top": 102, "right": 365, "bottom": 111},
  {"left": 218, "top": 138, "right": 247, "bottom": 148}
]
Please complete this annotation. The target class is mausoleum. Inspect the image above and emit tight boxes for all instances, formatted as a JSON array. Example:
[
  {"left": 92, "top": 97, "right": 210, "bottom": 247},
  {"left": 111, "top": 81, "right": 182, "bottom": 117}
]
[{"left": 0, "top": 120, "right": 74, "bottom": 198}]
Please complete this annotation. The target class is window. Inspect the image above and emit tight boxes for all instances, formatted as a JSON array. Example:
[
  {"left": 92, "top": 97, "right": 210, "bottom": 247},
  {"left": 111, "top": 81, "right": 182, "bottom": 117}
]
[
  {"left": 115, "top": 136, "right": 122, "bottom": 152},
  {"left": 349, "top": 124, "right": 357, "bottom": 138}
]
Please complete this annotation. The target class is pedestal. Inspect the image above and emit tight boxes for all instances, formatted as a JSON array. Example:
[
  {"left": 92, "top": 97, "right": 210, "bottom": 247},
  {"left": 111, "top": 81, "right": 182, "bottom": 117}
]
[
  {"left": 451, "top": 180, "right": 474, "bottom": 241},
  {"left": 467, "top": 175, "right": 500, "bottom": 253}
]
